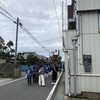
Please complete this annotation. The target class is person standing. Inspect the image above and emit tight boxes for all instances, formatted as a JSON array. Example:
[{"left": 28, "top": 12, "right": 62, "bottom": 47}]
[
  {"left": 51, "top": 61, "right": 58, "bottom": 84},
  {"left": 38, "top": 64, "right": 45, "bottom": 86},
  {"left": 26, "top": 65, "right": 33, "bottom": 85}
]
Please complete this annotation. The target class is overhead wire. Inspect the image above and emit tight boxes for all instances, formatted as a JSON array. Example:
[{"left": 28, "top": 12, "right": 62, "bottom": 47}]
[
  {"left": 0, "top": 12, "right": 15, "bottom": 22},
  {"left": 0, "top": 1, "right": 16, "bottom": 21},
  {"left": 0, "top": 7, "right": 50, "bottom": 53},
  {"left": 19, "top": 24, "right": 50, "bottom": 53},
  {"left": 0, "top": 6, "right": 16, "bottom": 21},
  {"left": 39, "top": 10, "right": 61, "bottom": 19},
  {"left": 53, "top": 0, "right": 62, "bottom": 37},
  {"left": 0, "top": 2, "right": 50, "bottom": 53},
  {"left": 0, "top": 1, "right": 62, "bottom": 53},
  {"left": 18, "top": 36, "right": 61, "bottom": 45}
]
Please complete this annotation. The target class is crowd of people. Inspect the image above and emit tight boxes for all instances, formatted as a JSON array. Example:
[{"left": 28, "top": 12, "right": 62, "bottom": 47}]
[{"left": 25, "top": 61, "right": 64, "bottom": 86}]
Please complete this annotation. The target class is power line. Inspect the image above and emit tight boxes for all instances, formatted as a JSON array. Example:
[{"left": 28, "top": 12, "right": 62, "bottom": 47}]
[
  {"left": 0, "top": 6, "right": 16, "bottom": 21},
  {"left": 40, "top": 37, "right": 61, "bottom": 42},
  {"left": 53, "top": 0, "right": 62, "bottom": 37},
  {"left": 0, "top": 12, "right": 15, "bottom": 22},
  {"left": 39, "top": 10, "right": 61, "bottom": 19},
  {"left": 19, "top": 23, "right": 50, "bottom": 53},
  {"left": 0, "top": 1, "right": 16, "bottom": 21},
  {"left": 18, "top": 36, "right": 61, "bottom": 45},
  {"left": 0, "top": 8, "right": 50, "bottom": 53},
  {"left": 0, "top": 2, "right": 61, "bottom": 53}
]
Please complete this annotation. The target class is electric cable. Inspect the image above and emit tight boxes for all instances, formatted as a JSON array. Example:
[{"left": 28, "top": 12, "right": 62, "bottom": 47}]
[
  {"left": 19, "top": 23, "right": 50, "bottom": 53},
  {"left": 0, "top": 6, "right": 16, "bottom": 21},
  {"left": 53, "top": 0, "right": 62, "bottom": 37},
  {"left": 0, "top": 12, "right": 15, "bottom": 22}
]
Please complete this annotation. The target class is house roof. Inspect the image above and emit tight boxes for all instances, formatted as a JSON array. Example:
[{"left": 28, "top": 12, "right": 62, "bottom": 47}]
[
  {"left": 23, "top": 52, "right": 36, "bottom": 54},
  {"left": 0, "top": 36, "right": 5, "bottom": 43},
  {"left": 23, "top": 52, "right": 48, "bottom": 60}
]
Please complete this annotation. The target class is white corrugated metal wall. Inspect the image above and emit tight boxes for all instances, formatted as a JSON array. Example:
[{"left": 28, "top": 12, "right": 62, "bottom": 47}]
[
  {"left": 77, "top": 0, "right": 100, "bottom": 11},
  {"left": 64, "top": 0, "right": 100, "bottom": 95},
  {"left": 79, "top": 11, "right": 100, "bottom": 92}
]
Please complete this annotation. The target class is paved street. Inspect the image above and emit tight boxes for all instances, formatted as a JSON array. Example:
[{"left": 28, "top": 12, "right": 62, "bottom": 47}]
[{"left": 0, "top": 75, "right": 53, "bottom": 100}]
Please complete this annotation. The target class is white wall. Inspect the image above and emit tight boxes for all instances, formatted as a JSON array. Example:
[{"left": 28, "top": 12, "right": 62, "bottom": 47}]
[
  {"left": 77, "top": 0, "right": 100, "bottom": 11},
  {"left": 64, "top": 30, "right": 77, "bottom": 94},
  {"left": 79, "top": 11, "right": 100, "bottom": 92}
]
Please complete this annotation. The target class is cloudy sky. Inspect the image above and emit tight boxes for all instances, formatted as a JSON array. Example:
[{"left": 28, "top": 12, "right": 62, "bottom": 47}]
[{"left": 0, "top": 0, "right": 71, "bottom": 60}]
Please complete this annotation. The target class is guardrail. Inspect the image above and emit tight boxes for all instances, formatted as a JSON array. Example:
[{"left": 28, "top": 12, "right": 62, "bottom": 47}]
[{"left": 46, "top": 71, "right": 63, "bottom": 100}]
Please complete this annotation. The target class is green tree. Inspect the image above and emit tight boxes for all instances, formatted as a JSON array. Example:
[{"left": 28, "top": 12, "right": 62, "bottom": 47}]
[
  {"left": 17, "top": 52, "right": 25, "bottom": 64},
  {"left": 26, "top": 53, "right": 40, "bottom": 65},
  {"left": 3, "top": 46, "right": 7, "bottom": 52},
  {"left": 6, "top": 41, "right": 14, "bottom": 49},
  {"left": 0, "top": 40, "right": 15, "bottom": 63},
  {"left": 26, "top": 53, "right": 33, "bottom": 65}
]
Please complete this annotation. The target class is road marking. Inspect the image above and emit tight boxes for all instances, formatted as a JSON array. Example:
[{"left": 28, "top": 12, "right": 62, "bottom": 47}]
[{"left": 0, "top": 77, "right": 24, "bottom": 87}]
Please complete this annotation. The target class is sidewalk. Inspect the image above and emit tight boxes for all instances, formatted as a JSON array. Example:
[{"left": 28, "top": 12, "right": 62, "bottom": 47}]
[
  {"left": 0, "top": 72, "right": 26, "bottom": 85},
  {"left": 0, "top": 78, "right": 13, "bottom": 85}
]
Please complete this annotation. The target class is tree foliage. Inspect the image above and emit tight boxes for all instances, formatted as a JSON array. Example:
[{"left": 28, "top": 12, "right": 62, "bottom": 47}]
[
  {"left": 17, "top": 52, "right": 25, "bottom": 64},
  {"left": 26, "top": 53, "right": 40, "bottom": 65},
  {"left": 0, "top": 40, "right": 15, "bottom": 63}
]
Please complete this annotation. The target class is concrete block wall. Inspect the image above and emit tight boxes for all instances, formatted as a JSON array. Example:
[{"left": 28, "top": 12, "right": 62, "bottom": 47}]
[{"left": 0, "top": 64, "right": 21, "bottom": 78}]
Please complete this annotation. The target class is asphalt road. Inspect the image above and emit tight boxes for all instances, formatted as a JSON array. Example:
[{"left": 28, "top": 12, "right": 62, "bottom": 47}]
[{"left": 0, "top": 76, "right": 53, "bottom": 100}]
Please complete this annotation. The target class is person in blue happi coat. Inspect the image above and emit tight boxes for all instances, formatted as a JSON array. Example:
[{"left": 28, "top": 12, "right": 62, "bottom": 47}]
[{"left": 26, "top": 64, "right": 33, "bottom": 85}]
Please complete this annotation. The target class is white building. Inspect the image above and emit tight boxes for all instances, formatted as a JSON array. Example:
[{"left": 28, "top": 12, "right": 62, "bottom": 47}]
[
  {"left": 63, "top": 0, "right": 100, "bottom": 98},
  {"left": 23, "top": 52, "right": 48, "bottom": 60},
  {"left": 0, "top": 36, "right": 5, "bottom": 51}
]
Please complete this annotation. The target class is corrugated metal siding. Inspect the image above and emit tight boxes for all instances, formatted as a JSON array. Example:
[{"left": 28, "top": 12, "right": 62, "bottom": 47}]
[
  {"left": 82, "top": 12, "right": 98, "bottom": 34},
  {"left": 79, "top": 11, "right": 100, "bottom": 92},
  {"left": 77, "top": 0, "right": 100, "bottom": 11},
  {"left": 65, "top": 30, "right": 76, "bottom": 46}
]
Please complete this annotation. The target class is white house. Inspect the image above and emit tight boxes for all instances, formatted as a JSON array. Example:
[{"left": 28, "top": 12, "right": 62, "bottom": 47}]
[
  {"left": 63, "top": 0, "right": 100, "bottom": 98},
  {"left": 0, "top": 36, "right": 5, "bottom": 51},
  {"left": 23, "top": 52, "right": 48, "bottom": 60}
]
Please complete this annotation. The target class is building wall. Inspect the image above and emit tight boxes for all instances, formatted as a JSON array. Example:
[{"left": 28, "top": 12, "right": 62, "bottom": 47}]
[
  {"left": 0, "top": 59, "right": 6, "bottom": 64},
  {"left": 77, "top": 0, "right": 100, "bottom": 11},
  {"left": 65, "top": 30, "right": 78, "bottom": 94},
  {"left": 68, "top": 5, "right": 74, "bottom": 18},
  {"left": 65, "top": 0, "right": 100, "bottom": 95},
  {"left": 65, "top": 30, "right": 77, "bottom": 47},
  {"left": 0, "top": 36, "right": 5, "bottom": 51},
  {"left": 79, "top": 11, "right": 100, "bottom": 92}
]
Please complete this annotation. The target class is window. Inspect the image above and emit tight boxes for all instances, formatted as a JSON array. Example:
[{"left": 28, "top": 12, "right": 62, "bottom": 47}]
[{"left": 68, "top": 18, "right": 76, "bottom": 30}]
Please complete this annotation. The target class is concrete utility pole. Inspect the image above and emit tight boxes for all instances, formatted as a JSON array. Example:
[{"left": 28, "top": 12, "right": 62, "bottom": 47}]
[{"left": 15, "top": 17, "right": 19, "bottom": 65}]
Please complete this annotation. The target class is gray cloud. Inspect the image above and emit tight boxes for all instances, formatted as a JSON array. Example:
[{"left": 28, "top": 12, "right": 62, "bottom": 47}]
[{"left": 0, "top": 0, "right": 71, "bottom": 60}]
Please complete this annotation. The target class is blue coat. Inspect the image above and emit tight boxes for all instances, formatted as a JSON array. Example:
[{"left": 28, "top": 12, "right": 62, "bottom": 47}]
[{"left": 26, "top": 67, "right": 33, "bottom": 78}]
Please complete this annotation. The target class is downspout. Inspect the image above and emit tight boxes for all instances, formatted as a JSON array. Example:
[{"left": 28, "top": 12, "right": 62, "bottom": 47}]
[
  {"left": 77, "top": 12, "right": 81, "bottom": 94},
  {"left": 72, "top": 36, "right": 77, "bottom": 96},
  {"left": 75, "top": 0, "right": 81, "bottom": 94}
]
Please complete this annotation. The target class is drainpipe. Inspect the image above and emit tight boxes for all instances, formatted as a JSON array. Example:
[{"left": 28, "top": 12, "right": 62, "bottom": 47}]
[
  {"left": 77, "top": 12, "right": 81, "bottom": 94},
  {"left": 64, "top": 51, "right": 68, "bottom": 96},
  {"left": 72, "top": 36, "right": 77, "bottom": 96}
]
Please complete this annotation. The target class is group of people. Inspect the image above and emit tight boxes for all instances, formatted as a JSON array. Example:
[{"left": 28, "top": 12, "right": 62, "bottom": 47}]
[{"left": 25, "top": 61, "right": 64, "bottom": 86}]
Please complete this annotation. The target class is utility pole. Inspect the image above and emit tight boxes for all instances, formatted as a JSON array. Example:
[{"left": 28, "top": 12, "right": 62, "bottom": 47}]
[{"left": 15, "top": 17, "right": 19, "bottom": 65}]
